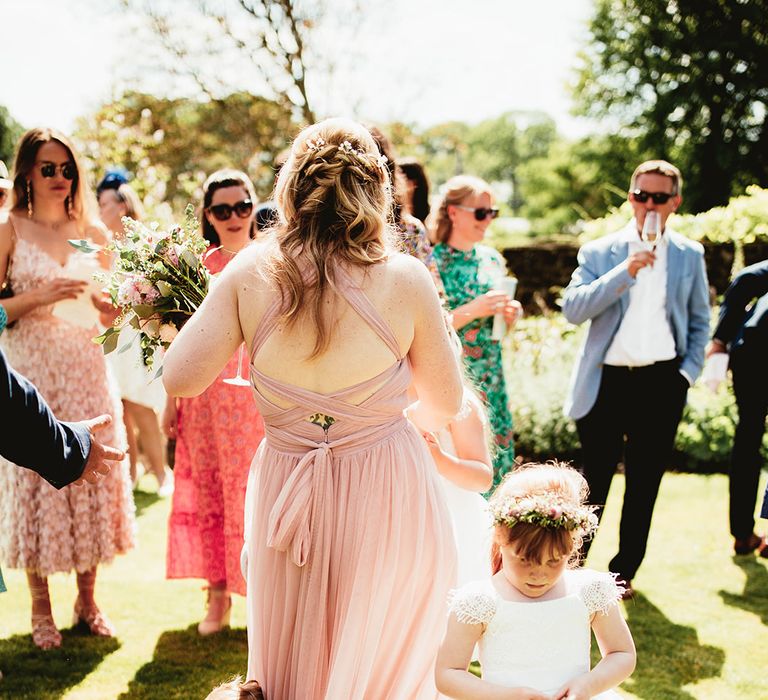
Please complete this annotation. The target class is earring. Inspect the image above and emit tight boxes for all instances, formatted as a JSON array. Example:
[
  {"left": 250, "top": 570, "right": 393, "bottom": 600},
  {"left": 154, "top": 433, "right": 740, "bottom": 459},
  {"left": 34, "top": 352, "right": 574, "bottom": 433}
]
[
  {"left": 26, "top": 180, "right": 33, "bottom": 219},
  {"left": 66, "top": 195, "right": 73, "bottom": 220}
]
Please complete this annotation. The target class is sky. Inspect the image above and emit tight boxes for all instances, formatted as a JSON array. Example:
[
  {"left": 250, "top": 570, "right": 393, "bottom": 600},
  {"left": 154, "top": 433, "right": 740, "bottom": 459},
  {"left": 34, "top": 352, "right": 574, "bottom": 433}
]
[{"left": 2, "top": 0, "right": 598, "bottom": 137}]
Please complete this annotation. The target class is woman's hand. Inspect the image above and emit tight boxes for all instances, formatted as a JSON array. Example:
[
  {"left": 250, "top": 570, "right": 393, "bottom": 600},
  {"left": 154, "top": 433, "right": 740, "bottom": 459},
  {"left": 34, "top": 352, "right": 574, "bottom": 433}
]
[
  {"left": 32, "top": 278, "right": 88, "bottom": 306},
  {"left": 465, "top": 290, "right": 513, "bottom": 320},
  {"left": 504, "top": 299, "right": 523, "bottom": 328},
  {"left": 91, "top": 292, "right": 120, "bottom": 327},
  {"left": 161, "top": 397, "right": 178, "bottom": 439}
]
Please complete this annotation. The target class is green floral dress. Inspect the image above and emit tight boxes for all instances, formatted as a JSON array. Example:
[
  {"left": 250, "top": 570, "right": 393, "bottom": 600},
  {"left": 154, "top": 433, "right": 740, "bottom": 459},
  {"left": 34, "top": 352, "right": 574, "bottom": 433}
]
[{"left": 433, "top": 243, "right": 515, "bottom": 488}]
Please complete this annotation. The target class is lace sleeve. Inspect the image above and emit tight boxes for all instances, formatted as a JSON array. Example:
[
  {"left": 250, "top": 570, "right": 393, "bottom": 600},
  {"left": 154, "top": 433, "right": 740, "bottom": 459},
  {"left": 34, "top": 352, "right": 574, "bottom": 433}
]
[
  {"left": 447, "top": 582, "right": 497, "bottom": 625},
  {"left": 580, "top": 571, "right": 624, "bottom": 616}
]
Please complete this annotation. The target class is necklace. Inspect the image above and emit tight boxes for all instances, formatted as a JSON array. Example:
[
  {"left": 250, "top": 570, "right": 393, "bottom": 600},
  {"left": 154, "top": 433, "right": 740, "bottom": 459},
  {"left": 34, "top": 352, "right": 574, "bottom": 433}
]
[{"left": 220, "top": 246, "right": 241, "bottom": 256}]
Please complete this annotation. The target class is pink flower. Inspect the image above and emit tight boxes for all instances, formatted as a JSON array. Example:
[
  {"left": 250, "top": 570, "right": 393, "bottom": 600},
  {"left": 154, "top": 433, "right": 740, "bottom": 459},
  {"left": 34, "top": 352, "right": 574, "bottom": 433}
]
[
  {"left": 549, "top": 506, "right": 563, "bottom": 519},
  {"left": 137, "top": 280, "right": 160, "bottom": 303}
]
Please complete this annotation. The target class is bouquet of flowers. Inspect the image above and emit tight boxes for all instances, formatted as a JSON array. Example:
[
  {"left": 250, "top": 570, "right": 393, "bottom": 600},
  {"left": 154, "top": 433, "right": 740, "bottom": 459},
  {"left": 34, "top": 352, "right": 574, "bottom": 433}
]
[{"left": 70, "top": 205, "right": 210, "bottom": 372}]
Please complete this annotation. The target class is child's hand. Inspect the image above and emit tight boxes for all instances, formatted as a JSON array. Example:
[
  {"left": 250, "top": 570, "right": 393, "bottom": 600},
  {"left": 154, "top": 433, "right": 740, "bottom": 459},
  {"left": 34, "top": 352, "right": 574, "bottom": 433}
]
[
  {"left": 507, "top": 688, "right": 551, "bottom": 700},
  {"left": 422, "top": 431, "right": 444, "bottom": 455},
  {"left": 552, "top": 673, "right": 594, "bottom": 700}
]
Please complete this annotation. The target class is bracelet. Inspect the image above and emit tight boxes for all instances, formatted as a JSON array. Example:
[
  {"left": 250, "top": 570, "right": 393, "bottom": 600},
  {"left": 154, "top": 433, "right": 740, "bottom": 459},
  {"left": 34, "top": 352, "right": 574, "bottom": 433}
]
[{"left": 0, "top": 303, "right": 7, "bottom": 336}]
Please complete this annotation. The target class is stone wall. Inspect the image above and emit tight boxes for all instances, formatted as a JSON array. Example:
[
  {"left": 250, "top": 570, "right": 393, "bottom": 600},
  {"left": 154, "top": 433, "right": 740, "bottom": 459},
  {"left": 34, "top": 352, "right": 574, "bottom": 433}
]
[{"left": 501, "top": 240, "right": 768, "bottom": 315}]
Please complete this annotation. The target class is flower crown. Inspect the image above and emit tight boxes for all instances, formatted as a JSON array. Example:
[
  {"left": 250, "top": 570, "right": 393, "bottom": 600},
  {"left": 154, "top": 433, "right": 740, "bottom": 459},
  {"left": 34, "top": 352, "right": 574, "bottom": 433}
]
[
  {"left": 491, "top": 493, "right": 599, "bottom": 535},
  {"left": 305, "top": 136, "right": 388, "bottom": 172}
]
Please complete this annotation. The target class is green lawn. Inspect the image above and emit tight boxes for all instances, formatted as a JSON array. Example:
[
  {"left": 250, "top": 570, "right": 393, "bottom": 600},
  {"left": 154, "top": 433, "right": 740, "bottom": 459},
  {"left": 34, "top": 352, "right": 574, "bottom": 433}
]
[{"left": 1, "top": 471, "right": 766, "bottom": 699}]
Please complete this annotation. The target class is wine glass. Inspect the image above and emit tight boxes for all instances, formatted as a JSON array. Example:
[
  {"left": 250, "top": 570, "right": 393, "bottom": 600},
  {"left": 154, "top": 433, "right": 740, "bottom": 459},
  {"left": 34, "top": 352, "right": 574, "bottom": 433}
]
[
  {"left": 223, "top": 344, "right": 251, "bottom": 387},
  {"left": 641, "top": 211, "right": 661, "bottom": 251}
]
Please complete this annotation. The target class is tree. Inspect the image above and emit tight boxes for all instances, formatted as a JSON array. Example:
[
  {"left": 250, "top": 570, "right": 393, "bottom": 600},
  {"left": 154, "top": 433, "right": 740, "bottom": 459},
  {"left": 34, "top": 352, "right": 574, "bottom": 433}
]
[
  {"left": 0, "top": 106, "right": 24, "bottom": 166},
  {"left": 574, "top": 0, "right": 768, "bottom": 213},
  {"left": 121, "top": 0, "right": 362, "bottom": 125},
  {"left": 392, "top": 112, "right": 557, "bottom": 213},
  {"left": 518, "top": 134, "right": 647, "bottom": 235},
  {"left": 74, "top": 91, "right": 295, "bottom": 217}
]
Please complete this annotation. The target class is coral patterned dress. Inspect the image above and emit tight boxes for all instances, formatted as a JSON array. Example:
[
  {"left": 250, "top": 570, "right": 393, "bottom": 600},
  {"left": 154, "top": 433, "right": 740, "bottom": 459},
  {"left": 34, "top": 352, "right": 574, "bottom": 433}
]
[
  {"left": 243, "top": 265, "right": 457, "bottom": 699},
  {"left": 0, "top": 235, "right": 135, "bottom": 577},
  {"left": 166, "top": 247, "right": 265, "bottom": 595}
]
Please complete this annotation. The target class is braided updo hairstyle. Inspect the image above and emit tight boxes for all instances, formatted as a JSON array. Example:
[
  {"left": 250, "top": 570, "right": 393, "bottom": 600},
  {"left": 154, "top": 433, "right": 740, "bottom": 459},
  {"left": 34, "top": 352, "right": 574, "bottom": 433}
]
[{"left": 267, "top": 117, "right": 395, "bottom": 358}]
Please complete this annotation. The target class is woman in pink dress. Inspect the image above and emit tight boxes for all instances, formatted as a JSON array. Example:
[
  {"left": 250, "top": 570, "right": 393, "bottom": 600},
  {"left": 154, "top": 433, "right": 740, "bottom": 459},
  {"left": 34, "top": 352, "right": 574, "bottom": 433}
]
[
  {"left": 0, "top": 128, "right": 135, "bottom": 649},
  {"left": 164, "top": 119, "right": 464, "bottom": 699},
  {"left": 163, "top": 169, "right": 265, "bottom": 634}
]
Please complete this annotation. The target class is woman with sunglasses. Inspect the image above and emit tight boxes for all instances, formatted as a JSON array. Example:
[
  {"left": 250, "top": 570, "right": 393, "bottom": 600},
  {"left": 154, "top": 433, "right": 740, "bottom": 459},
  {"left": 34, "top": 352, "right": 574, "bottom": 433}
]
[
  {"left": 163, "top": 168, "right": 265, "bottom": 634},
  {"left": 431, "top": 175, "right": 521, "bottom": 489},
  {"left": 0, "top": 128, "right": 135, "bottom": 649}
]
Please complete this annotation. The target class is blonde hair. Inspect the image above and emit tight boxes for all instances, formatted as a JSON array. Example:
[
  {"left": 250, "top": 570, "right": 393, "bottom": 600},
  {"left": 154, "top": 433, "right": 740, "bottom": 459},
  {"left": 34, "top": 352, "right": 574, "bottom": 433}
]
[
  {"left": 266, "top": 117, "right": 394, "bottom": 358},
  {"left": 431, "top": 174, "right": 493, "bottom": 244},
  {"left": 205, "top": 676, "right": 263, "bottom": 700},
  {"left": 630, "top": 159, "right": 683, "bottom": 196},
  {"left": 489, "top": 462, "right": 590, "bottom": 573},
  {"left": 11, "top": 127, "right": 96, "bottom": 229}
]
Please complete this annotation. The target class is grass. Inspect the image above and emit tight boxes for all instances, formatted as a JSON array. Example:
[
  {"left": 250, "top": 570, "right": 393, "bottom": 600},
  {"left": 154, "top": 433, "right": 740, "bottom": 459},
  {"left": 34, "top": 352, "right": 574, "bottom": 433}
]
[{"left": 1, "top": 472, "right": 767, "bottom": 699}]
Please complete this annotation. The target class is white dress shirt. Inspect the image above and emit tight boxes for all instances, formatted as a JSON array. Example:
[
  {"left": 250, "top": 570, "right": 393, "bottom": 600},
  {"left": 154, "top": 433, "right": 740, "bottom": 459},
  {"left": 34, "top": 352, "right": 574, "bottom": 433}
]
[{"left": 604, "top": 224, "right": 677, "bottom": 367}]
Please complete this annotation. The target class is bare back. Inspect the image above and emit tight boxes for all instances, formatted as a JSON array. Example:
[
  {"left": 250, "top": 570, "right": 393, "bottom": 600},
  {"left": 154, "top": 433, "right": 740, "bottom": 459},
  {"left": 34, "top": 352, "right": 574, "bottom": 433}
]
[
  {"left": 164, "top": 243, "right": 463, "bottom": 430},
  {"left": 240, "top": 253, "right": 415, "bottom": 408}
]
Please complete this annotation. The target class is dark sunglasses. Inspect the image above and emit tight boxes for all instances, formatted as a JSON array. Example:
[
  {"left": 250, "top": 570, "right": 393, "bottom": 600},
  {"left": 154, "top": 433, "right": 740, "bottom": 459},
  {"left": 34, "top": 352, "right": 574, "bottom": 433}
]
[
  {"left": 38, "top": 162, "right": 76, "bottom": 180},
  {"left": 631, "top": 189, "right": 675, "bottom": 205},
  {"left": 207, "top": 200, "right": 254, "bottom": 221},
  {"left": 455, "top": 204, "right": 500, "bottom": 221}
]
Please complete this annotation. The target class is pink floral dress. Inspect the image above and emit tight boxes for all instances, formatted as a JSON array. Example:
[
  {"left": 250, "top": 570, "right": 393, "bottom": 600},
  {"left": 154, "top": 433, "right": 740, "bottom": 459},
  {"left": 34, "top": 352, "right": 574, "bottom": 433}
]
[
  {"left": 165, "top": 247, "right": 265, "bottom": 595},
  {"left": 0, "top": 235, "right": 135, "bottom": 577}
]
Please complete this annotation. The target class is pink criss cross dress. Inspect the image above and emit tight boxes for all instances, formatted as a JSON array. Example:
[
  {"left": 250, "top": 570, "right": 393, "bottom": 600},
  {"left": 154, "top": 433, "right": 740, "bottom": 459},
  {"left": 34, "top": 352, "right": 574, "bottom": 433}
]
[{"left": 244, "top": 266, "right": 457, "bottom": 699}]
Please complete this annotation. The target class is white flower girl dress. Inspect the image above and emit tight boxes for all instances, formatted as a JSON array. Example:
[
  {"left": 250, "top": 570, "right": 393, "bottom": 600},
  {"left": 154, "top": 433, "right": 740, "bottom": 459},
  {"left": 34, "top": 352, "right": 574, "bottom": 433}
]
[{"left": 449, "top": 569, "right": 625, "bottom": 698}]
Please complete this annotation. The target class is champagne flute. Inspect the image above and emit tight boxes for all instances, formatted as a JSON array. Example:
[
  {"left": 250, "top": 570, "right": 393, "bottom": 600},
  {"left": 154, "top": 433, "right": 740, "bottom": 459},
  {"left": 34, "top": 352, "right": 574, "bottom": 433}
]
[
  {"left": 640, "top": 211, "right": 661, "bottom": 251},
  {"left": 223, "top": 344, "right": 251, "bottom": 387}
]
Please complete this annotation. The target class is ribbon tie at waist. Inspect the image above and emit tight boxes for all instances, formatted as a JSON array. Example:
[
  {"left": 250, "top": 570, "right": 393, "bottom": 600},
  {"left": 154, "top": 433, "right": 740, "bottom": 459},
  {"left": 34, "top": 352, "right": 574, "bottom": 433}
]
[{"left": 266, "top": 441, "right": 333, "bottom": 566}]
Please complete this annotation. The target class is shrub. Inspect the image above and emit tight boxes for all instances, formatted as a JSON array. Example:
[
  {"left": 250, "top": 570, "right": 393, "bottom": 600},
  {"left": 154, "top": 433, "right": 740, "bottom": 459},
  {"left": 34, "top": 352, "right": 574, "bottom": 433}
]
[{"left": 504, "top": 315, "right": 768, "bottom": 473}]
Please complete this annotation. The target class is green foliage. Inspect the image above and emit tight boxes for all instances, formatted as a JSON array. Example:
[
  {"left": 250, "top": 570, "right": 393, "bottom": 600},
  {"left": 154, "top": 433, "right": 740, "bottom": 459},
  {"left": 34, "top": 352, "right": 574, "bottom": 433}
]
[
  {"left": 580, "top": 185, "right": 768, "bottom": 246},
  {"left": 518, "top": 134, "right": 647, "bottom": 235},
  {"left": 505, "top": 314, "right": 768, "bottom": 471},
  {"left": 0, "top": 104, "right": 24, "bottom": 166},
  {"left": 574, "top": 0, "right": 768, "bottom": 213},
  {"left": 74, "top": 91, "right": 295, "bottom": 219},
  {"left": 389, "top": 112, "right": 557, "bottom": 212}
]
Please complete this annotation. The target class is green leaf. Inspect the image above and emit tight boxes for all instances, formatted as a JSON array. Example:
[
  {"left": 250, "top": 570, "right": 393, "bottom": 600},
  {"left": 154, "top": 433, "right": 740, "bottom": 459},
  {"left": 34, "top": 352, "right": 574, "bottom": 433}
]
[
  {"left": 133, "top": 304, "right": 157, "bottom": 319},
  {"left": 156, "top": 280, "right": 173, "bottom": 296},
  {"left": 102, "top": 329, "right": 120, "bottom": 354},
  {"left": 68, "top": 239, "right": 102, "bottom": 254},
  {"left": 180, "top": 249, "right": 199, "bottom": 269}
]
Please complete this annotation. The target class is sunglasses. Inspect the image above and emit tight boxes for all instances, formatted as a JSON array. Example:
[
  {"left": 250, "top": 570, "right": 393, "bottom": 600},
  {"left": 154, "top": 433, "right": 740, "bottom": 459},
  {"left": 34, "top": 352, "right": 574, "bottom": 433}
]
[
  {"left": 37, "top": 162, "right": 76, "bottom": 180},
  {"left": 207, "top": 200, "right": 254, "bottom": 221},
  {"left": 631, "top": 189, "right": 675, "bottom": 205},
  {"left": 455, "top": 204, "right": 500, "bottom": 221}
]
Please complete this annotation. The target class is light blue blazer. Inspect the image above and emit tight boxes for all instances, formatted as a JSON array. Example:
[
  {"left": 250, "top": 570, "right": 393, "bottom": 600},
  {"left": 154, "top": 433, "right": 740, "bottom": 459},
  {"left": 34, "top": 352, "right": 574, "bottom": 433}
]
[{"left": 562, "top": 224, "right": 710, "bottom": 420}]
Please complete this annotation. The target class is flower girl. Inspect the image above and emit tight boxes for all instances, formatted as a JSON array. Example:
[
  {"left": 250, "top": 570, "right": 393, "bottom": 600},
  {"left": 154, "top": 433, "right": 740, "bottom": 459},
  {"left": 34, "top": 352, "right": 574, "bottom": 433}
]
[
  {"left": 435, "top": 463, "right": 636, "bottom": 700},
  {"left": 422, "top": 383, "right": 493, "bottom": 586}
]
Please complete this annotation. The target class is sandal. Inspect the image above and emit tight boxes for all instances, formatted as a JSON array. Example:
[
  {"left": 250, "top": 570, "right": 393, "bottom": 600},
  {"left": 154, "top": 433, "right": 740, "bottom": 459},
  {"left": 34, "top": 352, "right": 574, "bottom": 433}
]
[
  {"left": 72, "top": 598, "right": 116, "bottom": 637},
  {"left": 198, "top": 587, "right": 232, "bottom": 636},
  {"left": 31, "top": 614, "right": 62, "bottom": 650}
]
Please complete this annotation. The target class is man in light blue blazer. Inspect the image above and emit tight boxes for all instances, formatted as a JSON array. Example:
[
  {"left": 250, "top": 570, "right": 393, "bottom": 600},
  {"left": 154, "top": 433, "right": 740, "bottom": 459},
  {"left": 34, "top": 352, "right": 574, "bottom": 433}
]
[{"left": 563, "top": 160, "right": 710, "bottom": 597}]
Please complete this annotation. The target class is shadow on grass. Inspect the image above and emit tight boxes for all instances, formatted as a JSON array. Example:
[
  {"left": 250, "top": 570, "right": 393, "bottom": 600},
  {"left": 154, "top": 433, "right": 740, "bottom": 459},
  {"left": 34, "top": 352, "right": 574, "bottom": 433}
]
[
  {"left": 719, "top": 556, "right": 768, "bottom": 625},
  {"left": 620, "top": 593, "right": 724, "bottom": 700},
  {"left": 0, "top": 628, "right": 119, "bottom": 700},
  {"left": 133, "top": 488, "right": 161, "bottom": 517},
  {"left": 119, "top": 625, "right": 247, "bottom": 699}
]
